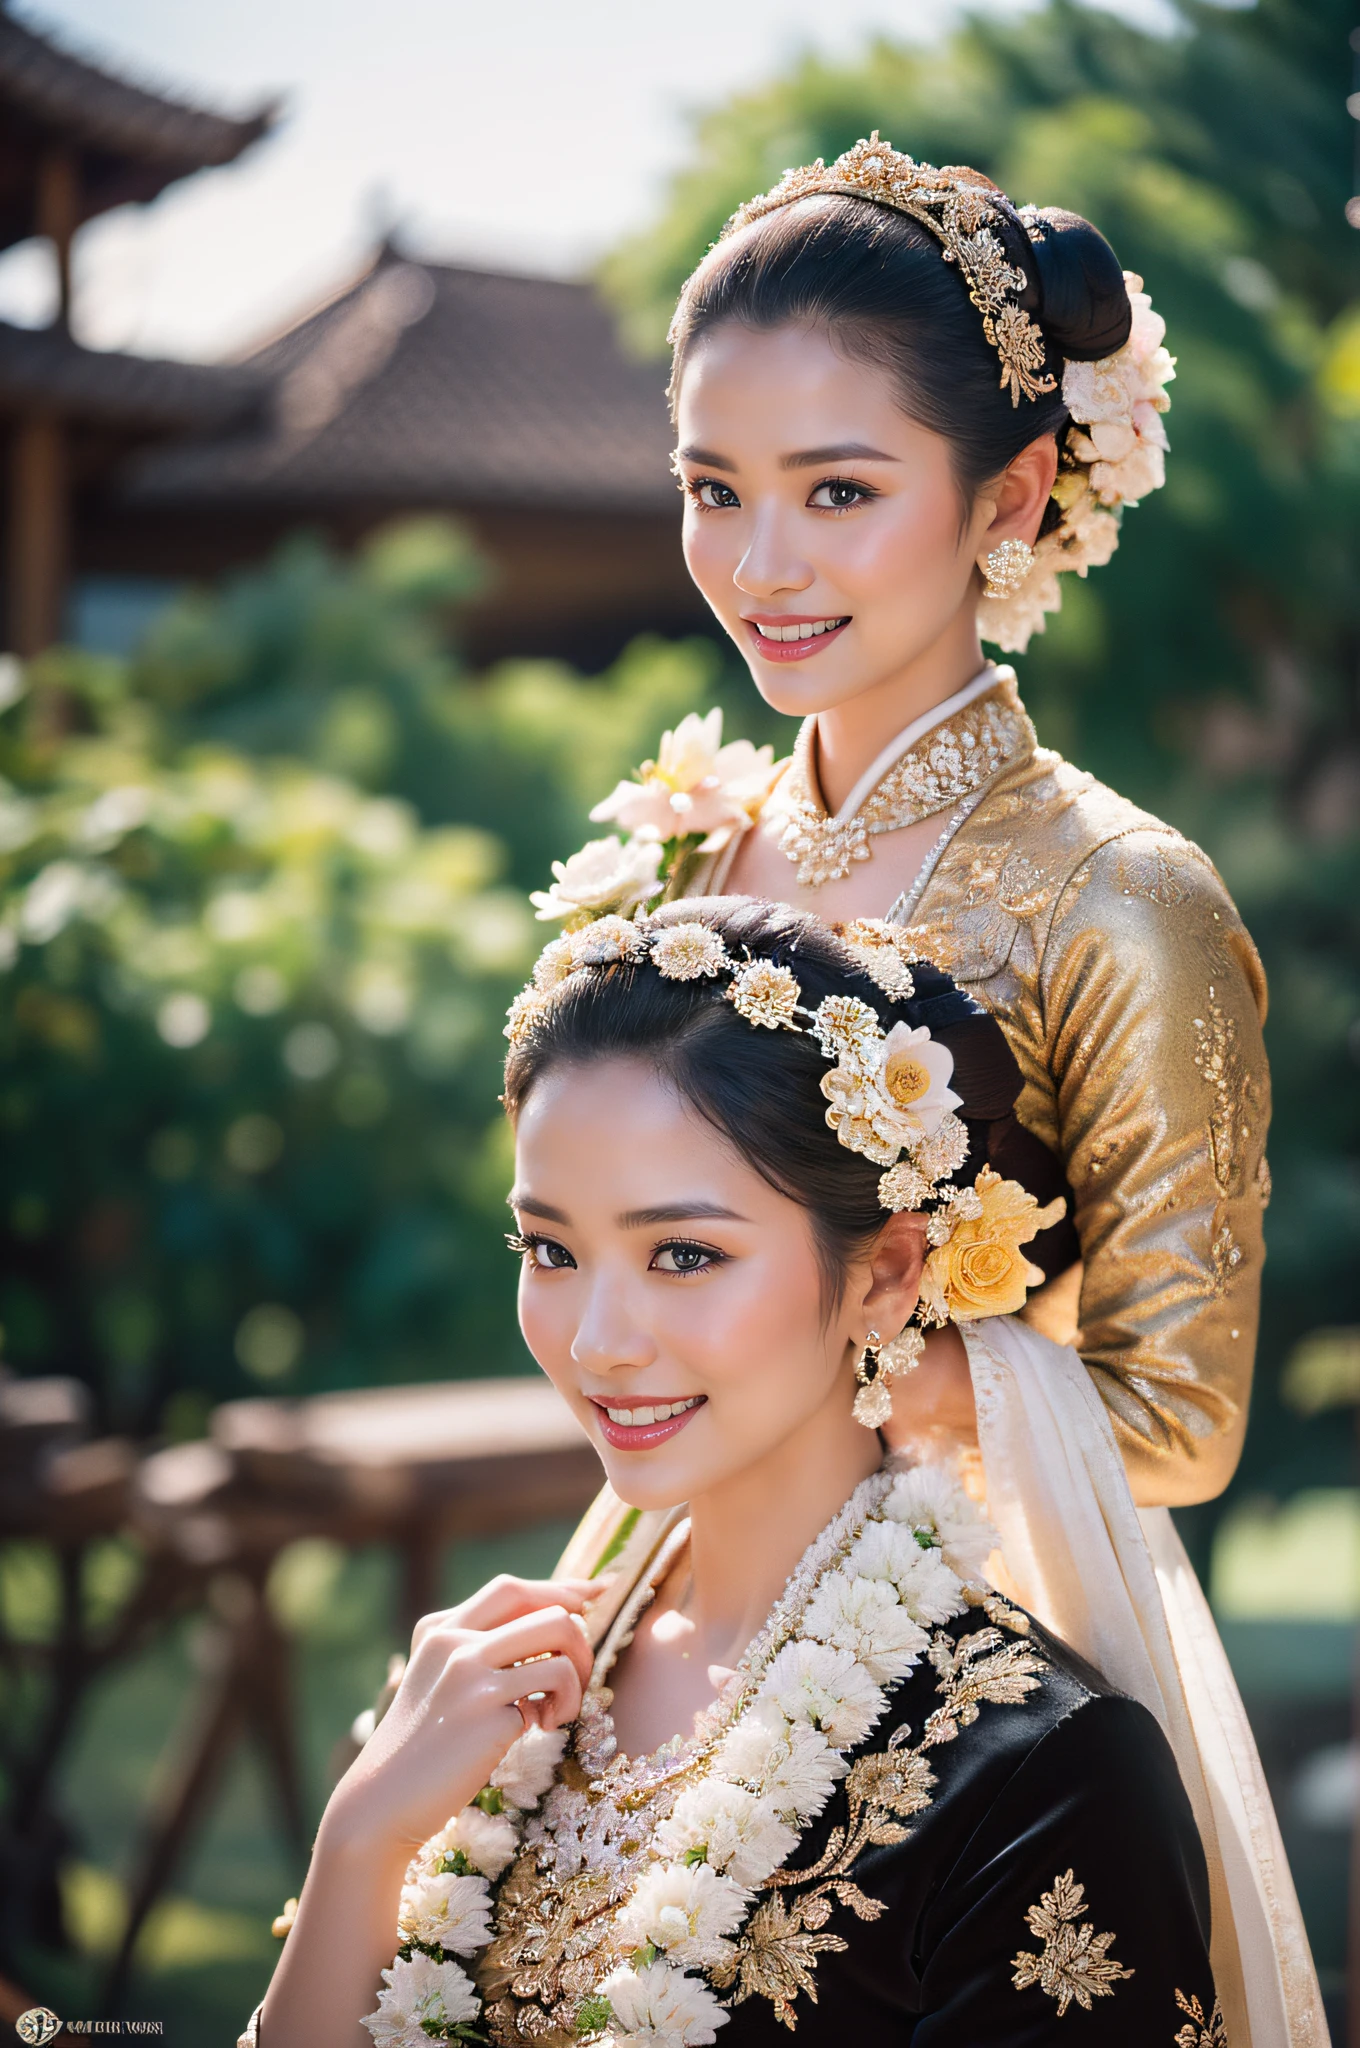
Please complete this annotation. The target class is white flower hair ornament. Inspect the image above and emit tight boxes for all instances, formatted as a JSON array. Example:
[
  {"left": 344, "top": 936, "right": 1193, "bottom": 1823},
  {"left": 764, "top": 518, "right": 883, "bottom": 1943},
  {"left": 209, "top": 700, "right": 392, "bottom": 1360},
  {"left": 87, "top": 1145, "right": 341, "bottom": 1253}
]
[
  {"left": 590, "top": 709, "right": 782, "bottom": 854},
  {"left": 505, "top": 914, "right": 1064, "bottom": 1425},
  {"left": 978, "top": 266, "right": 1175, "bottom": 654}
]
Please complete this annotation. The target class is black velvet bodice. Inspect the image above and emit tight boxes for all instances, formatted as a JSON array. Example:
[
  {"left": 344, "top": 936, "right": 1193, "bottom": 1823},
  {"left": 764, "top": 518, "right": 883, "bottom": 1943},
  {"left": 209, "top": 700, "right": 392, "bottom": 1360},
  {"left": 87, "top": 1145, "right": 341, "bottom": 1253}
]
[{"left": 713, "top": 1598, "right": 1220, "bottom": 2046}]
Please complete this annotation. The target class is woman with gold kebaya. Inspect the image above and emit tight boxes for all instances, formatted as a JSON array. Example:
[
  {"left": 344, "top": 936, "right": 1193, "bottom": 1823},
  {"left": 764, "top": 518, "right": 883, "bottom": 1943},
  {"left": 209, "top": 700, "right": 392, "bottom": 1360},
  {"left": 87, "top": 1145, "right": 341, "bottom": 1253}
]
[{"left": 546, "top": 136, "right": 1269, "bottom": 1512}]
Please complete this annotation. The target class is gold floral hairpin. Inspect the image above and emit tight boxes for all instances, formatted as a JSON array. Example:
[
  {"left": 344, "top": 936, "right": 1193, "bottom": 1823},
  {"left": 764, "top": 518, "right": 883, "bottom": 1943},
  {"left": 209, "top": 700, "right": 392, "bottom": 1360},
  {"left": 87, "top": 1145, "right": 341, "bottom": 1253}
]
[
  {"left": 504, "top": 914, "right": 1064, "bottom": 1415},
  {"left": 724, "top": 134, "right": 1055, "bottom": 408}
]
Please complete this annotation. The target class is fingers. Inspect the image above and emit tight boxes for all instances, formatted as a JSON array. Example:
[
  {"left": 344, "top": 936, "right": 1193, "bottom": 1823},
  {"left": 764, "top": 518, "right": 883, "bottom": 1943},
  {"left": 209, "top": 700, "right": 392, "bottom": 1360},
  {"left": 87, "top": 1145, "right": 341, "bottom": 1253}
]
[
  {"left": 480, "top": 1606, "right": 594, "bottom": 1694},
  {"left": 485, "top": 1652, "right": 583, "bottom": 1732},
  {"left": 416, "top": 1574, "right": 602, "bottom": 1649}
]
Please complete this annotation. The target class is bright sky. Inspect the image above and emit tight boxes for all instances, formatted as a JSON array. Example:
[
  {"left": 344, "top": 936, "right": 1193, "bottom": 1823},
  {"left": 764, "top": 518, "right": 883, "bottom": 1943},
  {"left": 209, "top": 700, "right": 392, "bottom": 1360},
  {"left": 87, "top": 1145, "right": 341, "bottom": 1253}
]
[{"left": 0, "top": 0, "right": 1173, "bottom": 363}]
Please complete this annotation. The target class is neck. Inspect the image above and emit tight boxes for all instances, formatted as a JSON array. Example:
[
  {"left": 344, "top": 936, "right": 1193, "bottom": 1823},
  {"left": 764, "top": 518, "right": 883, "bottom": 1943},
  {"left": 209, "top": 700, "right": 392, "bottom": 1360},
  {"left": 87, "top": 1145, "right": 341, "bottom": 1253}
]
[
  {"left": 814, "top": 611, "right": 989, "bottom": 816},
  {"left": 681, "top": 1385, "right": 881, "bottom": 1672}
]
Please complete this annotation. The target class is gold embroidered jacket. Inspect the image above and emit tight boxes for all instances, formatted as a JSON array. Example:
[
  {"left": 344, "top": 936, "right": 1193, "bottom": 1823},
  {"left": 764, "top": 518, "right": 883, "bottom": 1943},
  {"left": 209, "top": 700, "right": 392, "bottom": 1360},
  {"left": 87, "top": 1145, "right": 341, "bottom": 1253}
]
[
  {"left": 480, "top": 1596, "right": 1221, "bottom": 2046},
  {"left": 879, "top": 678, "right": 1268, "bottom": 1505}
]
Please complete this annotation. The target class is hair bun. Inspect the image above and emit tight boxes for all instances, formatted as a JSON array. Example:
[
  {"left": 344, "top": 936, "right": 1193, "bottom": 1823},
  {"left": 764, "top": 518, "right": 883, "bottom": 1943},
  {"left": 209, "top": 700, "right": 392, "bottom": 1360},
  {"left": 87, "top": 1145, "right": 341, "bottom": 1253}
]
[{"left": 1027, "top": 207, "right": 1132, "bottom": 363}]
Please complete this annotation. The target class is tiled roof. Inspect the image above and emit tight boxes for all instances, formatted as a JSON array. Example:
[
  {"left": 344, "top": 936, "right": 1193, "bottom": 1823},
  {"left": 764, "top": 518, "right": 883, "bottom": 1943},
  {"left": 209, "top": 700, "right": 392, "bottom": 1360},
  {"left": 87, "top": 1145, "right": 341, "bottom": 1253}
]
[
  {"left": 0, "top": 318, "right": 264, "bottom": 433},
  {"left": 0, "top": 8, "right": 276, "bottom": 246},
  {"left": 124, "top": 253, "right": 679, "bottom": 517}
]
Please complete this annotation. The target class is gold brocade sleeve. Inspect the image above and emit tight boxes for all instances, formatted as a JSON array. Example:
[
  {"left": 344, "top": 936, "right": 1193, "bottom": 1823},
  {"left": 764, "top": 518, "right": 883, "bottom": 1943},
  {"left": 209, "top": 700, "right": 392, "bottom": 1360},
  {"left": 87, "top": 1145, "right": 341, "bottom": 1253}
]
[{"left": 1033, "top": 831, "right": 1270, "bottom": 1507}]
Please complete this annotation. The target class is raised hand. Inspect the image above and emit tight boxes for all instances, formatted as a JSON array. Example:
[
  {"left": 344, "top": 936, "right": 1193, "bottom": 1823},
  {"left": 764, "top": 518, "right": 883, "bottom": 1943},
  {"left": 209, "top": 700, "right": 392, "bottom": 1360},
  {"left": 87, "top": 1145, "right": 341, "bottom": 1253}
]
[
  {"left": 329, "top": 1574, "right": 600, "bottom": 1859},
  {"left": 259, "top": 1573, "right": 602, "bottom": 2048}
]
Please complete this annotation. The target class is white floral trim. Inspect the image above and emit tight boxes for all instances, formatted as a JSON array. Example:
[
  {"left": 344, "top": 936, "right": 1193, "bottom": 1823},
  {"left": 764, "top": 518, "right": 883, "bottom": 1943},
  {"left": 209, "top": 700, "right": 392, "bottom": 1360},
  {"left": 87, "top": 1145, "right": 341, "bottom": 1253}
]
[
  {"left": 360, "top": 1725, "right": 567, "bottom": 2045},
  {"left": 363, "top": 1459, "right": 995, "bottom": 2048},
  {"left": 978, "top": 271, "right": 1175, "bottom": 654},
  {"left": 551, "top": 1459, "right": 991, "bottom": 2047}
]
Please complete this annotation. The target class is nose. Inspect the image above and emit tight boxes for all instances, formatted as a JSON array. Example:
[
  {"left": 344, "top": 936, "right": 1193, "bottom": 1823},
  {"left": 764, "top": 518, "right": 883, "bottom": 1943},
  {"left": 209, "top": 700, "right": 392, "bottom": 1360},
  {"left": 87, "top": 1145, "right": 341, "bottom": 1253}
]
[
  {"left": 733, "top": 503, "right": 814, "bottom": 602},
  {"left": 570, "top": 1268, "right": 657, "bottom": 1376}
]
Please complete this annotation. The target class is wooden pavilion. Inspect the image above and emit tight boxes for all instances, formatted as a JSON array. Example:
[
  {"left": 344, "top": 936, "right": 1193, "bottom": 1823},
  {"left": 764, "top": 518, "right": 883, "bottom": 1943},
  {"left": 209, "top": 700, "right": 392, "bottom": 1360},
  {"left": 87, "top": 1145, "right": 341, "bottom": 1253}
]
[
  {"left": 108, "top": 245, "right": 706, "bottom": 667},
  {"left": 0, "top": 10, "right": 706, "bottom": 668},
  {"left": 0, "top": 4, "right": 276, "bottom": 654}
]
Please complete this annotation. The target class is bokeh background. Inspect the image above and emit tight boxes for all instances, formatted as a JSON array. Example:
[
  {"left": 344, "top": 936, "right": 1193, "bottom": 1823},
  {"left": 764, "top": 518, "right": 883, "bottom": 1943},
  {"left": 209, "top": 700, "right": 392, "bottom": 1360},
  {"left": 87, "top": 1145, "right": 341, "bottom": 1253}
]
[{"left": 0, "top": 0, "right": 1355, "bottom": 2038}]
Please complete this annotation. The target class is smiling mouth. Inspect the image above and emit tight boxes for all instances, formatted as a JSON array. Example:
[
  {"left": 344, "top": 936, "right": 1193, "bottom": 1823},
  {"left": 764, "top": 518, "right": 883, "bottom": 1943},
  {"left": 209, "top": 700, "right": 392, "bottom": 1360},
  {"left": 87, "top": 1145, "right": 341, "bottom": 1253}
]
[
  {"left": 745, "top": 616, "right": 851, "bottom": 661},
  {"left": 588, "top": 1394, "right": 707, "bottom": 1450}
]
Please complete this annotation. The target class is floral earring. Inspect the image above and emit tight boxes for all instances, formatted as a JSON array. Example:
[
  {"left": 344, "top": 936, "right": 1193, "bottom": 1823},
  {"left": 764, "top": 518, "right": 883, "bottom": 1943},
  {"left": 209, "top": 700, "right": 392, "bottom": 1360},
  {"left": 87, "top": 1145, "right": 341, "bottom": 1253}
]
[
  {"left": 981, "top": 538, "right": 1035, "bottom": 600},
  {"left": 853, "top": 1323, "right": 926, "bottom": 1429}
]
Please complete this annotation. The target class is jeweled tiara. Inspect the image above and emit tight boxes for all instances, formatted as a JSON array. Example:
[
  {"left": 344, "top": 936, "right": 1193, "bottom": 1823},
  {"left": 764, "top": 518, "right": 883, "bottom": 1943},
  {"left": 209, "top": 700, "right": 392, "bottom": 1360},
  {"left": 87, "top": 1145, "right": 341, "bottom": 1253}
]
[{"left": 721, "top": 133, "right": 1054, "bottom": 408}]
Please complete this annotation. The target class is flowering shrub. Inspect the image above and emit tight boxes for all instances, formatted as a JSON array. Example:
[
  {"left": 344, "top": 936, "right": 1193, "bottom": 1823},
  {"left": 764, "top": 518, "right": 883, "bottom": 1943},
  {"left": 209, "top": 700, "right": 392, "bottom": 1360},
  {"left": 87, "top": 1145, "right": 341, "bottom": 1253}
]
[{"left": 0, "top": 653, "right": 534, "bottom": 1427}]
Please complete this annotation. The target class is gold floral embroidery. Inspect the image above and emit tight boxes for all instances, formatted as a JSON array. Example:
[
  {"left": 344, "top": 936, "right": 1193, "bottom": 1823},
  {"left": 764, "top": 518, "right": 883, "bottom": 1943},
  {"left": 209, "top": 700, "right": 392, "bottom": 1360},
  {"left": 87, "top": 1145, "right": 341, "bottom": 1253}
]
[
  {"left": 898, "top": 729, "right": 1267, "bottom": 1506},
  {"left": 1193, "top": 985, "right": 1257, "bottom": 1199},
  {"left": 776, "top": 681, "right": 1032, "bottom": 887},
  {"left": 716, "top": 1621, "right": 1046, "bottom": 2029},
  {"left": 480, "top": 1863, "right": 617, "bottom": 2041},
  {"left": 1112, "top": 838, "right": 1197, "bottom": 906},
  {"left": 1011, "top": 1869, "right": 1133, "bottom": 2015},
  {"left": 1209, "top": 1211, "right": 1243, "bottom": 1297},
  {"left": 1174, "top": 1988, "right": 1229, "bottom": 2047}
]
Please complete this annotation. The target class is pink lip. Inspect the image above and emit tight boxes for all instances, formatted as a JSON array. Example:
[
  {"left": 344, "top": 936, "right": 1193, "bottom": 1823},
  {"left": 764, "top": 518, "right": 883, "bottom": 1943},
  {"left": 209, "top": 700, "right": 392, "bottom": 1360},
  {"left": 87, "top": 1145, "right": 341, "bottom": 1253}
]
[
  {"left": 742, "top": 615, "right": 850, "bottom": 663},
  {"left": 588, "top": 1396, "right": 707, "bottom": 1452}
]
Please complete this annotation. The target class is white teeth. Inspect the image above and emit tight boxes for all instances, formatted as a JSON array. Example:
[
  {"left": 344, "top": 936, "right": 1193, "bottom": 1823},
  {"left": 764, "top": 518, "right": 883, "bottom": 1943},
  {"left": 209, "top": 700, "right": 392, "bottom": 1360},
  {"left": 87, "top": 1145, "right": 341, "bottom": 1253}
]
[
  {"left": 603, "top": 1397, "right": 701, "bottom": 1426},
  {"left": 755, "top": 618, "right": 846, "bottom": 644}
]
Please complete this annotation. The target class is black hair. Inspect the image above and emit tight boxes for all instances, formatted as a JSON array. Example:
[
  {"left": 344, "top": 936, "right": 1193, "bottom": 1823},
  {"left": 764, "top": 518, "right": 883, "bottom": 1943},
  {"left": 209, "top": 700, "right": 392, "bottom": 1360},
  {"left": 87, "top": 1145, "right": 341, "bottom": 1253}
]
[
  {"left": 668, "top": 189, "right": 1132, "bottom": 529},
  {"left": 504, "top": 899, "right": 1075, "bottom": 1304}
]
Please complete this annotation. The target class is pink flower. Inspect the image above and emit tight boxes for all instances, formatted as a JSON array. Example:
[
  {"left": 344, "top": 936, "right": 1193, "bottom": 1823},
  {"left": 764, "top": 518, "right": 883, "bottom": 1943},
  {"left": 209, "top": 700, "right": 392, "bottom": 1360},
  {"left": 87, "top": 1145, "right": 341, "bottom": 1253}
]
[{"left": 591, "top": 710, "right": 781, "bottom": 851}]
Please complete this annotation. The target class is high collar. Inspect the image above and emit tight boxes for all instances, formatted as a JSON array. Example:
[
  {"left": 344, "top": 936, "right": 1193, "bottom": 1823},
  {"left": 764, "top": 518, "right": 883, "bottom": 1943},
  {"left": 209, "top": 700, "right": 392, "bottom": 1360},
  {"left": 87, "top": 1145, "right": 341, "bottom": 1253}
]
[{"left": 804, "top": 664, "right": 1013, "bottom": 824}]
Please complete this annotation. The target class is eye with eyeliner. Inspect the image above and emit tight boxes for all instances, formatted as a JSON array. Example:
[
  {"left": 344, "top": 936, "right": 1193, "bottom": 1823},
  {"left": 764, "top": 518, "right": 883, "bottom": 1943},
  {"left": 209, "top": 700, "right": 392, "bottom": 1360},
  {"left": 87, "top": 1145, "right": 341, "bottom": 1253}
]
[
  {"left": 651, "top": 1239, "right": 727, "bottom": 1276},
  {"left": 808, "top": 475, "right": 878, "bottom": 511},
  {"left": 685, "top": 476, "right": 741, "bottom": 512},
  {"left": 505, "top": 1230, "right": 576, "bottom": 1271}
]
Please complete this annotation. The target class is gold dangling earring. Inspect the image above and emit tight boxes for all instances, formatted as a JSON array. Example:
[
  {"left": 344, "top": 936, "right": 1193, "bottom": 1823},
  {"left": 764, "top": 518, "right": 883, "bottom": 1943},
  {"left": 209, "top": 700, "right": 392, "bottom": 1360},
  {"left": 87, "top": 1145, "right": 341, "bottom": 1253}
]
[
  {"left": 853, "top": 1322, "right": 925, "bottom": 1431},
  {"left": 853, "top": 1330, "right": 884, "bottom": 1429},
  {"left": 981, "top": 537, "right": 1035, "bottom": 601}
]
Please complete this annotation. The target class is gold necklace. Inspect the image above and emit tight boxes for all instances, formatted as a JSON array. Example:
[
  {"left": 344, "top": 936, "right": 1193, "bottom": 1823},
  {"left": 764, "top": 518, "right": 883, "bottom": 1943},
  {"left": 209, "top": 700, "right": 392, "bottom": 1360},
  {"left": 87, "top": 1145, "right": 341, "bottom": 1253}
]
[{"left": 776, "top": 675, "right": 1033, "bottom": 888}]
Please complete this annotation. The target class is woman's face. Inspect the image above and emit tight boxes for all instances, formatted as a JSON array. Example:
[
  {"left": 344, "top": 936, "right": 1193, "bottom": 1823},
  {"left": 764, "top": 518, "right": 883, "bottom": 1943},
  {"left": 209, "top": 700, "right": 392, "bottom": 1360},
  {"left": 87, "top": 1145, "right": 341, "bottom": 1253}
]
[
  {"left": 510, "top": 1056, "right": 886, "bottom": 1511},
  {"left": 674, "top": 321, "right": 995, "bottom": 719}
]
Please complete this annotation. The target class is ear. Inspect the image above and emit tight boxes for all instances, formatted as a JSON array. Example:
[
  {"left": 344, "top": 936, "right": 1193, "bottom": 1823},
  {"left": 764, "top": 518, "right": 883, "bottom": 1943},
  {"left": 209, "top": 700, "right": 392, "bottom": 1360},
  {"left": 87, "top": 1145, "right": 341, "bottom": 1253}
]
[
  {"left": 854, "top": 1211, "right": 928, "bottom": 1343},
  {"left": 974, "top": 433, "right": 1060, "bottom": 554}
]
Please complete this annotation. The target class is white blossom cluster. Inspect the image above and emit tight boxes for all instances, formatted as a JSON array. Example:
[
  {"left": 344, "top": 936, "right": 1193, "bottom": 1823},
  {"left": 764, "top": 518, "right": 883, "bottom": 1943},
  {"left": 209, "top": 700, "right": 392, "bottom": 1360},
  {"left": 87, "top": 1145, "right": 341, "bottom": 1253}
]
[
  {"left": 978, "top": 272, "right": 1176, "bottom": 654},
  {"left": 579, "top": 1462, "right": 992, "bottom": 2048},
  {"left": 362, "top": 1724, "right": 567, "bottom": 2047},
  {"left": 361, "top": 1462, "right": 993, "bottom": 2048},
  {"left": 528, "top": 709, "right": 781, "bottom": 925}
]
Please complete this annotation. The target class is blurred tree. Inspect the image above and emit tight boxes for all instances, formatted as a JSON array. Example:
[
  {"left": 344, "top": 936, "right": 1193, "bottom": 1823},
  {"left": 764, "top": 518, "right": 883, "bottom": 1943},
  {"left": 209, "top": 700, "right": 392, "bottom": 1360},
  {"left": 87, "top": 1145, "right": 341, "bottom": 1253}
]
[
  {"left": 127, "top": 520, "right": 773, "bottom": 894},
  {"left": 0, "top": 545, "right": 748, "bottom": 1430},
  {"left": 600, "top": 0, "right": 1360, "bottom": 1513}
]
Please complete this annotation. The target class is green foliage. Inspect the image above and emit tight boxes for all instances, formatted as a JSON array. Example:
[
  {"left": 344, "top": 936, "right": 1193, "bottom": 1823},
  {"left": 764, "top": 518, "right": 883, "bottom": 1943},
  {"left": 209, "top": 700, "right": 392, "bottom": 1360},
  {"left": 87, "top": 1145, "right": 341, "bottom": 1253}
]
[{"left": 0, "top": 534, "right": 750, "bottom": 1430}]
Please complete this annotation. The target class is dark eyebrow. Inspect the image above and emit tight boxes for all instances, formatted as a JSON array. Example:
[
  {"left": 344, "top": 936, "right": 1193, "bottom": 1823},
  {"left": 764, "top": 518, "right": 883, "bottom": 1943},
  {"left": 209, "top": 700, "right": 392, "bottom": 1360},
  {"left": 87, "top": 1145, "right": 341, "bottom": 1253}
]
[
  {"left": 779, "top": 442, "right": 900, "bottom": 469},
  {"left": 617, "top": 1202, "right": 749, "bottom": 1228},
  {"left": 508, "top": 1191, "right": 570, "bottom": 1223},
  {"left": 675, "top": 443, "right": 736, "bottom": 472},
  {"left": 674, "top": 441, "right": 901, "bottom": 474}
]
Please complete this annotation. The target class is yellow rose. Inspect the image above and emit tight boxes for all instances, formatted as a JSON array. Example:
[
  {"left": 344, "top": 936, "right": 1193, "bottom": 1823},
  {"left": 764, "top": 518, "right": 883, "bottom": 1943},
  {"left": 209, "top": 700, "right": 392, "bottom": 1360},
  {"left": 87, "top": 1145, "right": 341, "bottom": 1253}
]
[
  {"left": 919, "top": 1166, "right": 1066, "bottom": 1323},
  {"left": 943, "top": 1235, "right": 1031, "bottom": 1318}
]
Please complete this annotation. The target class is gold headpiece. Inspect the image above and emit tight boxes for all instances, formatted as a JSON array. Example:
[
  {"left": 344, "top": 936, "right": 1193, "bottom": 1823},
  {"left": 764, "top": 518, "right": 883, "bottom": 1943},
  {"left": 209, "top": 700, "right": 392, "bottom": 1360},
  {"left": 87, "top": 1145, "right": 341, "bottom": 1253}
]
[
  {"left": 723, "top": 133, "right": 1056, "bottom": 408},
  {"left": 505, "top": 912, "right": 1064, "bottom": 1385}
]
